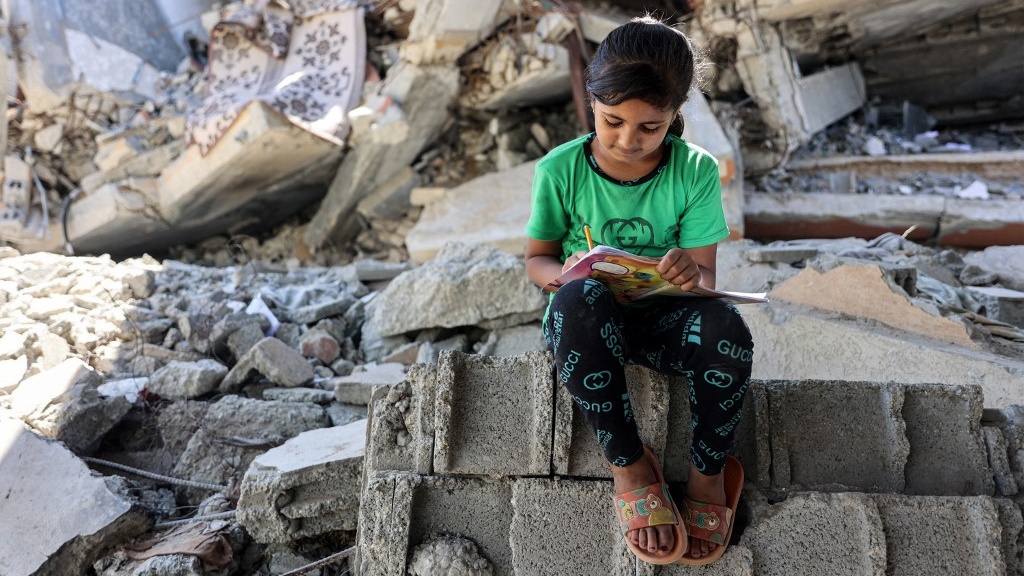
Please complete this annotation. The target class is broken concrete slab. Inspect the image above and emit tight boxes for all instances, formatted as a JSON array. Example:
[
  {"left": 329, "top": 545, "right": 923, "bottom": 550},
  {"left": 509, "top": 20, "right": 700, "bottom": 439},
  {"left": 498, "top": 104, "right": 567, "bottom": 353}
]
[
  {"left": 171, "top": 395, "right": 330, "bottom": 504},
  {"left": 400, "top": 0, "right": 517, "bottom": 65},
  {"left": 770, "top": 263, "right": 977, "bottom": 348},
  {"left": 0, "top": 416, "right": 148, "bottom": 576},
  {"left": 785, "top": 150, "right": 1024, "bottom": 181},
  {"left": 741, "top": 492, "right": 886, "bottom": 576},
  {"left": 67, "top": 101, "right": 344, "bottom": 258},
  {"left": 743, "top": 192, "right": 944, "bottom": 243},
  {"left": 405, "top": 160, "right": 537, "bottom": 264},
  {"left": 305, "top": 62, "right": 460, "bottom": 251},
  {"left": 333, "top": 362, "right": 407, "bottom": 405},
  {"left": 3, "top": 357, "right": 133, "bottom": 452},
  {"left": 363, "top": 241, "right": 547, "bottom": 338},
  {"left": 871, "top": 495, "right": 1005, "bottom": 575},
  {"left": 740, "top": 302, "right": 1024, "bottom": 409},
  {"left": 964, "top": 246, "right": 1024, "bottom": 293},
  {"left": 237, "top": 418, "right": 366, "bottom": 543},
  {"left": 938, "top": 198, "right": 1024, "bottom": 248}
]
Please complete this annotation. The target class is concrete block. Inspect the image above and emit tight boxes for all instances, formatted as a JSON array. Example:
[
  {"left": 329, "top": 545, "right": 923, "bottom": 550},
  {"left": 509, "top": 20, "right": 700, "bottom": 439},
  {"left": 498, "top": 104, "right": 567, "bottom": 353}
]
[
  {"left": 553, "top": 365, "right": 671, "bottom": 479},
  {"left": 766, "top": 380, "right": 908, "bottom": 493},
  {"left": 509, "top": 478, "right": 634, "bottom": 576},
  {"left": 364, "top": 363, "right": 436, "bottom": 476},
  {"left": 871, "top": 495, "right": 1004, "bottom": 576},
  {"left": 744, "top": 192, "right": 944, "bottom": 243},
  {"left": 742, "top": 492, "right": 886, "bottom": 576},
  {"left": 237, "top": 418, "right": 366, "bottom": 543},
  {"left": 358, "top": 473, "right": 514, "bottom": 576},
  {"left": 221, "top": 337, "right": 314, "bottom": 392},
  {"left": 939, "top": 198, "right": 1024, "bottom": 248},
  {"left": 732, "top": 381, "right": 769, "bottom": 490},
  {"left": 433, "top": 350, "right": 553, "bottom": 476},
  {"left": 901, "top": 383, "right": 993, "bottom": 495},
  {"left": 740, "top": 302, "right": 1024, "bottom": 411},
  {"left": 333, "top": 362, "right": 406, "bottom": 405},
  {"left": 967, "top": 286, "right": 1024, "bottom": 328},
  {"left": 0, "top": 416, "right": 149, "bottom": 576}
]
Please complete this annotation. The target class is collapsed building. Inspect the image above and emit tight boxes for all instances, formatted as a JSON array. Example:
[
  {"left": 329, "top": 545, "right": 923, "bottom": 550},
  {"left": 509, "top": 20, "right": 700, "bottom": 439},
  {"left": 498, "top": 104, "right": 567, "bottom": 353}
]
[
  {"left": 0, "top": 0, "right": 1023, "bottom": 575},
  {"left": 0, "top": 0, "right": 1020, "bottom": 259}
]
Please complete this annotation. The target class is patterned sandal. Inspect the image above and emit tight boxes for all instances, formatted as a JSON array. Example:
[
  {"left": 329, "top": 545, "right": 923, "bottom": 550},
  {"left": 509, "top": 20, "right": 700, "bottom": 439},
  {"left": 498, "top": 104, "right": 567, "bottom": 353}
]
[
  {"left": 613, "top": 446, "right": 687, "bottom": 564},
  {"left": 679, "top": 455, "right": 744, "bottom": 565}
]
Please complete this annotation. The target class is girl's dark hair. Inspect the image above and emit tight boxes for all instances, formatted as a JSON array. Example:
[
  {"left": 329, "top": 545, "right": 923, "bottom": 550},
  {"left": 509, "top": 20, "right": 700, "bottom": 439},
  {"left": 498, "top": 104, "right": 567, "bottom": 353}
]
[{"left": 586, "top": 16, "right": 696, "bottom": 130}]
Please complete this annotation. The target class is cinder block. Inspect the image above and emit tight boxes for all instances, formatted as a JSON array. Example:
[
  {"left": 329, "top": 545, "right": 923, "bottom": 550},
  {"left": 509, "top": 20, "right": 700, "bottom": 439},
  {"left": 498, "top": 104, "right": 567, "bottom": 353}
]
[
  {"left": 364, "top": 363, "right": 436, "bottom": 476},
  {"left": 433, "top": 350, "right": 553, "bottom": 476},
  {"left": 407, "top": 475, "right": 516, "bottom": 576},
  {"left": 871, "top": 495, "right": 1004, "bottom": 576},
  {"left": 732, "top": 381, "right": 769, "bottom": 490},
  {"left": 510, "top": 478, "right": 634, "bottom": 576},
  {"left": 356, "top": 472, "right": 417, "bottom": 576},
  {"left": 767, "top": 380, "right": 908, "bottom": 493},
  {"left": 742, "top": 492, "right": 886, "bottom": 576},
  {"left": 553, "top": 365, "right": 671, "bottom": 478},
  {"left": 356, "top": 472, "right": 516, "bottom": 575},
  {"left": 901, "top": 383, "right": 993, "bottom": 495}
]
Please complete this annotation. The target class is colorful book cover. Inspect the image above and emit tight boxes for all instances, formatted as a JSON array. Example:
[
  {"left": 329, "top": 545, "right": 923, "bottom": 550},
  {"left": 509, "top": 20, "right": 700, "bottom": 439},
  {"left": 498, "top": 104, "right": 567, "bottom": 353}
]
[{"left": 544, "top": 245, "right": 769, "bottom": 305}]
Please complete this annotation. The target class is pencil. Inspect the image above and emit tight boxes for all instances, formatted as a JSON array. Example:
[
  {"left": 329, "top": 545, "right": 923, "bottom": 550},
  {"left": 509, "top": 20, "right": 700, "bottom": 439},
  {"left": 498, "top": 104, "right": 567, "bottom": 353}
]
[{"left": 583, "top": 225, "right": 595, "bottom": 250}]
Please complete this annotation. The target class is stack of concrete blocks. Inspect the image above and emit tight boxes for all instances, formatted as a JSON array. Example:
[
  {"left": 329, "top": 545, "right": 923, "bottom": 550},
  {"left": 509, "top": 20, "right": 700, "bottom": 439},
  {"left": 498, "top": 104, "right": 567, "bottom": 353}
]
[{"left": 356, "top": 350, "right": 1024, "bottom": 575}]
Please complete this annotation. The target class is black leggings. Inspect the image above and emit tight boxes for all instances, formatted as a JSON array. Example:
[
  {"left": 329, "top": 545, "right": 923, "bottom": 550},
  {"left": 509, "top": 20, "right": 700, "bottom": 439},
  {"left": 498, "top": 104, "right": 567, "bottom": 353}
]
[{"left": 544, "top": 278, "right": 754, "bottom": 476}]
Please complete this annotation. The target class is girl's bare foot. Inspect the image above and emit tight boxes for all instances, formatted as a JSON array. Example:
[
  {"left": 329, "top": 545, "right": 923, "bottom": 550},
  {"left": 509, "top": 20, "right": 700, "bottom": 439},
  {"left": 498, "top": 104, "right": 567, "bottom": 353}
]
[
  {"left": 684, "top": 463, "right": 726, "bottom": 559},
  {"left": 611, "top": 458, "right": 677, "bottom": 556}
]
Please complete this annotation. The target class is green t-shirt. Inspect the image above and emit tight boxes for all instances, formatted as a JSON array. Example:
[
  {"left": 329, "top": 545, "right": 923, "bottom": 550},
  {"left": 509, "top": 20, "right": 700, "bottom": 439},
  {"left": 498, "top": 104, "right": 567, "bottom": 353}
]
[{"left": 526, "top": 133, "right": 729, "bottom": 260}]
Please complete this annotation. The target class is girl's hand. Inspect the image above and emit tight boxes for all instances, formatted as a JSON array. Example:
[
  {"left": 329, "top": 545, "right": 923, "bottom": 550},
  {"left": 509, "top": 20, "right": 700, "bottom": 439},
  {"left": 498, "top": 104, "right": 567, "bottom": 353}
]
[
  {"left": 657, "top": 248, "right": 702, "bottom": 291},
  {"left": 562, "top": 250, "right": 589, "bottom": 273}
]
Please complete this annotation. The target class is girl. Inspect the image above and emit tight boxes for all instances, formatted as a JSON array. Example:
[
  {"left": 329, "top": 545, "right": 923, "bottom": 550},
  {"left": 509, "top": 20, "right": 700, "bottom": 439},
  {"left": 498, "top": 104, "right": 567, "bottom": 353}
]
[{"left": 524, "top": 16, "right": 753, "bottom": 566}]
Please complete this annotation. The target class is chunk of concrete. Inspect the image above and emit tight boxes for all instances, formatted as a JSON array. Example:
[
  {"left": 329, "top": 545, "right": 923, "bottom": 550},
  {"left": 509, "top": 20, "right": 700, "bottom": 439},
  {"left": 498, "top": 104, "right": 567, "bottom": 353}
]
[
  {"left": 5, "top": 357, "right": 132, "bottom": 452},
  {"left": 172, "top": 395, "right": 329, "bottom": 504},
  {"left": 364, "top": 364, "right": 436, "bottom": 476},
  {"left": 334, "top": 362, "right": 407, "bottom": 405},
  {"left": 401, "top": 0, "right": 515, "bottom": 64},
  {"left": 771, "top": 264, "right": 976, "bottom": 348},
  {"left": 901, "top": 383, "right": 993, "bottom": 495},
  {"left": 305, "top": 63, "right": 459, "bottom": 251},
  {"left": 221, "top": 337, "right": 314, "bottom": 392},
  {"left": 364, "top": 241, "right": 547, "bottom": 338},
  {"left": 0, "top": 417, "right": 148, "bottom": 576},
  {"left": 964, "top": 246, "right": 1024, "bottom": 293},
  {"left": 741, "top": 492, "right": 886, "bottom": 576},
  {"left": 741, "top": 302, "right": 1024, "bottom": 410},
  {"left": 967, "top": 286, "right": 1024, "bottom": 328},
  {"left": 237, "top": 418, "right": 366, "bottom": 543},
  {"left": 509, "top": 478, "right": 634, "bottom": 576},
  {"left": 983, "top": 427, "right": 1018, "bottom": 496},
  {"left": 474, "top": 323, "right": 547, "bottom": 357},
  {"left": 765, "top": 380, "right": 909, "bottom": 493},
  {"left": 871, "top": 495, "right": 1005, "bottom": 576},
  {"left": 405, "top": 160, "right": 537, "bottom": 264},
  {"left": 68, "top": 102, "right": 343, "bottom": 258},
  {"left": 146, "top": 359, "right": 229, "bottom": 400},
  {"left": 433, "top": 350, "right": 553, "bottom": 476}
]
